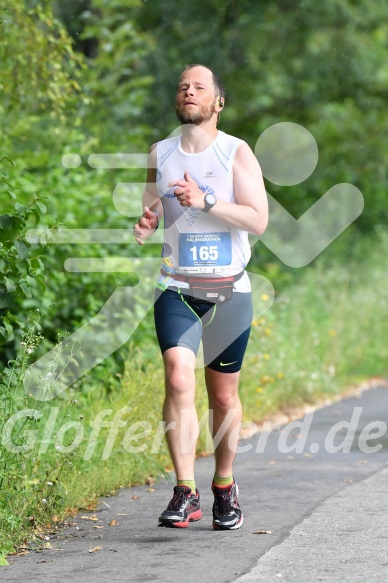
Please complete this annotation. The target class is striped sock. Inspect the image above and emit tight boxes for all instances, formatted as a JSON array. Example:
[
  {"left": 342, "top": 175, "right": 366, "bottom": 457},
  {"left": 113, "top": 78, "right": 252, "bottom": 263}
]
[
  {"left": 177, "top": 479, "right": 196, "bottom": 492},
  {"left": 213, "top": 474, "right": 233, "bottom": 487}
]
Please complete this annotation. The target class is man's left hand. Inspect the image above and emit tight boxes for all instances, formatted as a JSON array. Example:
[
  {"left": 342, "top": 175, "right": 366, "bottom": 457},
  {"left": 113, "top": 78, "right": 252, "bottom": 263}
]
[{"left": 168, "top": 170, "right": 205, "bottom": 209}]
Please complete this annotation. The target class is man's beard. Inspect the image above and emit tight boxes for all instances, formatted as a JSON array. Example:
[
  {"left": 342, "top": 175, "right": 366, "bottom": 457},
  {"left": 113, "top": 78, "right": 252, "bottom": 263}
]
[{"left": 175, "top": 102, "right": 216, "bottom": 125}]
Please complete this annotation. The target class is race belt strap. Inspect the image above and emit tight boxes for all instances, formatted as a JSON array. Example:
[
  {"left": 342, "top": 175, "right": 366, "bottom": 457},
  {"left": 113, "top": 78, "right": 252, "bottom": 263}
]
[{"left": 160, "top": 269, "right": 245, "bottom": 283}]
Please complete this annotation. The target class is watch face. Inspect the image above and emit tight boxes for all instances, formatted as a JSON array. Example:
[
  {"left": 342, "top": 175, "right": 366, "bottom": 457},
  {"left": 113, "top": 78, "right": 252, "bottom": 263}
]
[{"left": 205, "top": 193, "right": 217, "bottom": 206}]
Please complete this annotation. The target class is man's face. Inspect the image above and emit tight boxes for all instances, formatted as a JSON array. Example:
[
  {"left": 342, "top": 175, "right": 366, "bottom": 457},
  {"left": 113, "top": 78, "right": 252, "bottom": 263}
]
[{"left": 175, "top": 66, "right": 218, "bottom": 125}]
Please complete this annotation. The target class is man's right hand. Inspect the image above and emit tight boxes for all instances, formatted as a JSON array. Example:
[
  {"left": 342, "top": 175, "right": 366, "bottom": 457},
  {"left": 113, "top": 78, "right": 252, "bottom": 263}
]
[{"left": 133, "top": 206, "right": 159, "bottom": 245}]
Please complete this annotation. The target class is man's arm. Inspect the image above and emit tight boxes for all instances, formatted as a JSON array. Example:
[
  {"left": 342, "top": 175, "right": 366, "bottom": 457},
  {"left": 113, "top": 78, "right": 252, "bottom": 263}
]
[
  {"left": 168, "top": 142, "right": 268, "bottom": 235},
  {"left": 211, "top": 142, "right": 268, "bottom": 235},
  {"left": 133, "top": 144, "right": 163, "bottom": 245}
]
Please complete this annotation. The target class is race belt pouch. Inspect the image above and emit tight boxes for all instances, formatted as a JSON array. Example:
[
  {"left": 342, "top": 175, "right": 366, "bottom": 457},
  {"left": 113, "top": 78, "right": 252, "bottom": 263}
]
[{"left": 188, "top": 276, "right": 235, "bottom": 304}]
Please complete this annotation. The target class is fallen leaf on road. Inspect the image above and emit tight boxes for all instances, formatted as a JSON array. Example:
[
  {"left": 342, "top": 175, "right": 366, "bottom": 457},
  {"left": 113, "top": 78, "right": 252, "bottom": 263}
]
[
  {"left": 146, "top": 488, "right": 155, "bottom": 492},
  {"left": 253, "top": 530, "right": 272, "bottom": 535},
  {"left": 146, "top": 476, "right": 155, "bottom": 485},
  {"left": 80, "top": 515, "right": 99, "bottom": 521},
  {"left": 94, "top": 525, "right": 104, "bottom": 529},
  {"left": 88, "top": 546, "right": 102, "bottom": 553},
  {"left": 109, "top": 519, "right": 118, "bottom": 526},
  {"left": 131, "top": 496, "right": 140, "bottom": 500},
  {"left": 117, "top": 513, "right": 128, "bottom": 516}
]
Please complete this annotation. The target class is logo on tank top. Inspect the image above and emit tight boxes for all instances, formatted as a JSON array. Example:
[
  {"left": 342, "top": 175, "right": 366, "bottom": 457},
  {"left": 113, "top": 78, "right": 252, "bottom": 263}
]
[{"left": 204, "top": 171, "right": 214, "bottom": 178}]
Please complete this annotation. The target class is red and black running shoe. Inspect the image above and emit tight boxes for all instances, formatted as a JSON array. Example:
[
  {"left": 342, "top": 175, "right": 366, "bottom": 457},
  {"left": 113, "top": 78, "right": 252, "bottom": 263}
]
[
  {"left": 158, "top": 485, "right": 202, "bottom": 528},
  {"left": 212, "top": 479, "right": 243, "bottom": 530}
]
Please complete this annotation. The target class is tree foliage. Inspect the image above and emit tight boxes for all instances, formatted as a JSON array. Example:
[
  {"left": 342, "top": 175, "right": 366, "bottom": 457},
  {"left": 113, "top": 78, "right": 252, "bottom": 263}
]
[
  {"left": 55, "top": 0, "right": 154, "bottom": 149},
  {"left": 50, "top": 0, "right": 388, "bottom": 231},
  {"left": 1, "top": 0, "right": 155, "bottom": 370},
  {"left": 0, "top": 0, "right": 85, "bottom": 365},
  {"left": 131, "top": 0, "right": 388, "bottom": 230},
  {"left": 0, "top": 156, "right": 47, "bottom": 346},
  {"left": 0, "top": 0, "right": 83, "bottom": 119}
]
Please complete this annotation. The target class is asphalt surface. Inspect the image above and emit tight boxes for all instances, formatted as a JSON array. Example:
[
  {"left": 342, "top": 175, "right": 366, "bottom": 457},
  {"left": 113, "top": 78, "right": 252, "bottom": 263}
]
[{"left": 3, "top": 384, "right": 388, "bottom": 582}]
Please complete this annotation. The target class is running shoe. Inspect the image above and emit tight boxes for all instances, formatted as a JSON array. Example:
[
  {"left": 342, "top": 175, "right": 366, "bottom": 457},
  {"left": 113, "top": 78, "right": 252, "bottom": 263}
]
[
  {"left": 212, "top": 479, "right": 243, "bottom": 530},
  {"left": 158, "top": 485, "right": 202, "bottom": 528}
]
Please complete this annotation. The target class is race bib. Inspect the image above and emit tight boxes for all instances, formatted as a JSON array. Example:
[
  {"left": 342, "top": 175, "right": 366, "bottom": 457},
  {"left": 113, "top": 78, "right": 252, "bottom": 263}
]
[{"left": 178, "top": 232, "right": 232, "bottom": 271}]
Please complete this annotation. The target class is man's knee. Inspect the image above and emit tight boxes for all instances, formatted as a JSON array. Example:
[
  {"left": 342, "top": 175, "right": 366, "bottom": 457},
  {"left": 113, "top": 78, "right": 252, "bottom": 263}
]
[
  {"left": 206, "top": 369, "right": 240, "bottom": 411},
  {"left": 210, "top": 390, "right": 240, "bottom": 412},
  {"left": 165, "top": 368, "right": 194, "bottom": 397},
  {"left": 163, "top": 347, "right": 196, "bottom": 397}
]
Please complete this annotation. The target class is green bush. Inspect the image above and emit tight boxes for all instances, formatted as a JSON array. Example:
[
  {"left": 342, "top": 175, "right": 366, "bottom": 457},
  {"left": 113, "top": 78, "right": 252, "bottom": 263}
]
[{"left": 0, "top": 156, "right": 47, "bottom": 360}]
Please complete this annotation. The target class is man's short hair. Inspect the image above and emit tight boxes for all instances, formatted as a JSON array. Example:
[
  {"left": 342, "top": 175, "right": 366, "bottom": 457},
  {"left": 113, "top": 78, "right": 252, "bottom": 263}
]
[{"left": 179, "top": 64, "right": 226, "bottom": 101}]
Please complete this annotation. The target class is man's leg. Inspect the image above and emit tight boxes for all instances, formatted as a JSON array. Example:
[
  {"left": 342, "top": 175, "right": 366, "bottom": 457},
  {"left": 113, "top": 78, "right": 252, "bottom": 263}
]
[
  {"left": 158, "top": 346, "right": 203, "bottom": 528},
  {"left": 154, "top": 288, "right": 204, "bottom": 485},
  {"left": 202, "top": 292, "right": 252, "bottom": 531},
  {"left": 205, "top": 367, "right": 242, "bottom": 476},
  {"left": 202, "top": 293, "right": 252, "bottom": 476},
  {"left": 162, "top": 346, "right": 198, "bottom": 480},
  {"left": 154, "top": 288, "right": 206, "bottom": 527},
  {"left": 205, "top": 367, "right": 244, "bottom": 530}
]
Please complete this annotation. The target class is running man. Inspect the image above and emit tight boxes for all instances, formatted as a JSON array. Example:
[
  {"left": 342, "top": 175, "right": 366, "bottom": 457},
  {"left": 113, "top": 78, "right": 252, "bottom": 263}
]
[{"left": 134, "top": 64, "right": 268, "bottom": 530}]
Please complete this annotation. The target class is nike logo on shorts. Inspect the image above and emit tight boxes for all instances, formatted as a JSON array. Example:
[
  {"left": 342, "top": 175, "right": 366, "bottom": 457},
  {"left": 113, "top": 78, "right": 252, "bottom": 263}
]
[{"left": 220, "top": 361, "right": 238, "bottom": 367}]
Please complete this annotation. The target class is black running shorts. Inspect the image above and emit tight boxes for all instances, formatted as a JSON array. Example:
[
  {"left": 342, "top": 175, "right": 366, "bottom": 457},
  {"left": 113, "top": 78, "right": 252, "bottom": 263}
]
[{"left": 153, "top": 287, "right": 253, "bottom": 373}]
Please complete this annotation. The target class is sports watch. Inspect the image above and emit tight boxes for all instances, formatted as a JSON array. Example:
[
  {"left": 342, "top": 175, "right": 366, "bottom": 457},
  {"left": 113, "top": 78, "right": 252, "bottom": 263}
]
[{"left": 202, "top": 192, "right": 217, "bottom": 213}]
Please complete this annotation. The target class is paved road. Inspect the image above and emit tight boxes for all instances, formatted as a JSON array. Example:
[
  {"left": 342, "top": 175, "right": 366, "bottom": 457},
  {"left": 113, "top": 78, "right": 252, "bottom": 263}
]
[{"left": 3, "top": 384, "right": 388, "bottom": 582}]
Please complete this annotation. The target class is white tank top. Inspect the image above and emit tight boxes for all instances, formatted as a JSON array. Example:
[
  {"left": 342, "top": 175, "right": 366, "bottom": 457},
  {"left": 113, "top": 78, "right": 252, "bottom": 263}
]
[{"left": 156, "top": 130, "right": 251, "bottom": 292}]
